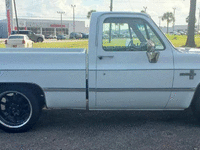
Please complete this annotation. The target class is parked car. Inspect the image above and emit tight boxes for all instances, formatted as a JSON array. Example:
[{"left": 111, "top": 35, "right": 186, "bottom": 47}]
[
  {"left": 178, "top": 31, "right": 186, "bottom": 35},
  {"left": 46, "top": 34, "right": 57, "bottom": 39},
  {"left": 69, "top": 32, "right": 82, "bottom": 39},
  {"left": 103, "top": 34, "right": 109, "bottom": 39},
  {"left": 81, "top": 33, "right": 89, "bottom": 39},
  {"left": 11, "top": 30, "right": 44, "bottom": 42},
  {"left": 5, "top": 34, "right": 33, "bottom": 48},
  {"left": 57, "top": 35, "right": 66, "bottom": 40}
]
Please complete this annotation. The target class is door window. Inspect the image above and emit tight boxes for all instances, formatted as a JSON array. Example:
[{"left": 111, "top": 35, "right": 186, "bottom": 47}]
[{"left": 102, "top": 18, "right": 165, "bottom": 51}]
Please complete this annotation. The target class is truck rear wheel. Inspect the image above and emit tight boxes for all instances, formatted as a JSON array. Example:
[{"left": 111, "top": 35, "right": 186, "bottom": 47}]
[{"left": 0, "top": 87, "right": 41, "bottom": 132}]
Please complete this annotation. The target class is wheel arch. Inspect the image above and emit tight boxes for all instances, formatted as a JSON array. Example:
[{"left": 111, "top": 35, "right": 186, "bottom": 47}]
[{"left": 0, "top": 82, "right": 46, "bottom": 108}]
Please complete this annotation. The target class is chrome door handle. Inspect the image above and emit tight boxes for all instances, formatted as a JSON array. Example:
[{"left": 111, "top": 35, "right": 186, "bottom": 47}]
[{"left": 98, "top": 55, "right": 114, "bottom": 60}]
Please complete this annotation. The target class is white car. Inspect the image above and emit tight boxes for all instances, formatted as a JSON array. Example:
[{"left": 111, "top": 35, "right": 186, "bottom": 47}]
[
  {"left": 5, "top": 34, "right": 33, "bottom": 48},
  {"left": 49, "top": 34, "right": 57, "bottom": 39}
]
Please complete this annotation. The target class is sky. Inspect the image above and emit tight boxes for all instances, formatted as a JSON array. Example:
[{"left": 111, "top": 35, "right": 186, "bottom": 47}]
[{"left": 0, "top": 0, "right": 199, "bottom": 27}]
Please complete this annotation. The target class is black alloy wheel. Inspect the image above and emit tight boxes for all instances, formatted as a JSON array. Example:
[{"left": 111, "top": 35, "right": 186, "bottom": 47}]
[
  {"left": 0, "top": 88, "right": 42, "bottom": 132},
  {"left": 0, "top": 91, "right": 32, "bottom": 128}
]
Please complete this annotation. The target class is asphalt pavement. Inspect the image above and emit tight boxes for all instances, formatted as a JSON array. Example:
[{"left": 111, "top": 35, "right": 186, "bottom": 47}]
[{"left": 0, "top": 109, "right": 200, "bottom": 150}]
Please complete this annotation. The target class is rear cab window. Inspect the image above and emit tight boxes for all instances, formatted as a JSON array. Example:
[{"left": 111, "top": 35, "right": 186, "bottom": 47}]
[{"left": 9, "top": 36, "right": 24, "bottom": 39}]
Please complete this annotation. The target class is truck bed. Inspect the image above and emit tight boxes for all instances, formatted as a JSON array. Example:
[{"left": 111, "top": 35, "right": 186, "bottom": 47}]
[
  {"left": 0, "top": 48, "right": 86, "bottom": 70},
  {"left": 0, "top": 48, "right": 87, "bottom": 108}
]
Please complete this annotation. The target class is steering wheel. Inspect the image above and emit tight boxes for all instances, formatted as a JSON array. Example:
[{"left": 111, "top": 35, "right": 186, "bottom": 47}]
[{"left": 127, "top": 40, "right": 147, "bottom": 51}]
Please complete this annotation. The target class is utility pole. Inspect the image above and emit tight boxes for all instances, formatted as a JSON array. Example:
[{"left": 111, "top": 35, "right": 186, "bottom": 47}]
[
  {"left": 71, "top": 5, "right": 76, "bottom": 32},
  {"left": 110, "top": 0, "right": 113, "bottom": 11},
  {"left": 57, "top": 11, "right": 65, "bottom": 35},
  {"left": 143, "top": 6, "right": 147, "bottom": 13},
  {"left": 198, "top": 8, "right": 200, "bottom": 33},
  {"left": 173, "top": 7, "right": 176, "bottom": 32},
  {"left": 13, "top": 0, "right": 19, "bottom": 33}
]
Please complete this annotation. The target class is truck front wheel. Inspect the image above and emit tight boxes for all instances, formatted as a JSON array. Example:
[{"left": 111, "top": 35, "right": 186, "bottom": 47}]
[
  {"left": 37, "top": 38, "right": 43, "bottom": 42},
  {"left": 191, "top": 93, "right": 200, "bottom": 121},
  {"left": 0, "top": 88, "right": 41, "bottom": 132}
]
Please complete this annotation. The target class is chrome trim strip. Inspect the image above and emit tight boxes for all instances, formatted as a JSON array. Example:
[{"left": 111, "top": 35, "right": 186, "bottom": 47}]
[
  {"left": 43, "top": 88, "right": 195, "bottom": 92},
  {"left": 90, "top": 88, "right": 195, "bottom": 92},
  {"left": 43, "top": 88, "right": 86, "bottom": 92},
  {"left": 88, "top": 69, "right": 200, "bottom": 71}
]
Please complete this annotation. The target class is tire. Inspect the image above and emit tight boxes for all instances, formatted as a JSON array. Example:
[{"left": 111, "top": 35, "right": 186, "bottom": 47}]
[
  {"left": 191, "top": 93, "right": 200, "bottom": 121},
  {"left": 37, "top": 38, "right": 43, "bottom": 42},
  {"left": 0, "top": 86, "right": 42, "bottom": 132}
]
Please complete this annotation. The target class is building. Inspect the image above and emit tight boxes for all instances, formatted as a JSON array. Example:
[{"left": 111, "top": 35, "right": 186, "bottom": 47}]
[
  {"left": 0, "top": 18, "right": 88, "bottom": 38},
  {"left": 0, "top": 20, "right": 8, "bottom": 38},
  {"left": 160, "top": 25, "right": 199, "bottom": 34}
]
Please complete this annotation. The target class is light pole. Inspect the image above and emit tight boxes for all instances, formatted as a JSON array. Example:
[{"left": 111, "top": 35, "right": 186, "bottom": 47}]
[
  {"left": 57, "top": 11, "right": 65, "bottom": 35},
  {"left": 173, "top": 7, "right": 176, "bottom": 32},
  {"left": 71, "top": 5, "right": 76, "bottom": 32},
  {"left": 198, "top": 8, "right": 200, "bottom": 32},
  {"left": 13, "top": 0, "right": 19, "bottom": 33}
]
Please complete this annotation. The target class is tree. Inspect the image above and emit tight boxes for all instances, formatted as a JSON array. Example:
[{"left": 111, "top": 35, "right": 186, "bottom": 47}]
[
  {"left": 162, "top": 12, "right": 175, "bottom": 34},
  {"left": 87, "top": 10, "right": 96, "bottom": 19},
  {"left": 185, "top": 0, "right": 196, "bottom": 47},
  {"left": 186, "top": 16, "right": 197, "bottom": 23}
]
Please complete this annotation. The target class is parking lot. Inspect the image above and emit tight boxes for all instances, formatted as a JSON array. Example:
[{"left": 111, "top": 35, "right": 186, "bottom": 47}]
[
  {"left": 0, "top": 38, "right": 87, "bottom": 43},
  {"left": 1, "top": 109, "right": 200, "bottom": 150},
  {"left": 43, "top": 39, "right": 88, "bottom": 43}
]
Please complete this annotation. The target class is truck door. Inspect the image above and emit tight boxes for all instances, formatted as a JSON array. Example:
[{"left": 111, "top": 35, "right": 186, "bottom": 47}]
[
  {"left": 95, "top": 16, "right": 173, "bottom": 109},
  {"left": 28, "top": 31, "right": 36, "bottom": 42}
]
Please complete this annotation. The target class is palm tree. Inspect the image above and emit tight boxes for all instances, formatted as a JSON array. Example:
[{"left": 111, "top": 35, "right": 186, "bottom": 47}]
[
  {"left": 162, "top": 12, "right": 175, "bottom": 34},
  {"left": 116, "top": 23, "right": 124, "bottom": 37},
  {"left": 87, "top": 10, "right": 96, "bottom": 19},
  {"left": 185, "top": 0, "right": 196, "bottom": 47},
  {"left": 186, "top": 16, "right": 197, "bottom": 23},
  {"left": 141, "top": 10, "right": 146, "bottom": 13}
]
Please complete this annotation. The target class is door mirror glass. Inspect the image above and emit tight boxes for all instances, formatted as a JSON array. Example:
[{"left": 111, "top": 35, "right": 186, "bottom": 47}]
[{"left": 146, "top": 40, "right": 160, "bottom": 63}]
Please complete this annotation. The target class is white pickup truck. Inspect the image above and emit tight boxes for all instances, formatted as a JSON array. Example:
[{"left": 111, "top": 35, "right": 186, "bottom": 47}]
[{"left": 1, "top": 12, "right": 200, "bottom": 132}]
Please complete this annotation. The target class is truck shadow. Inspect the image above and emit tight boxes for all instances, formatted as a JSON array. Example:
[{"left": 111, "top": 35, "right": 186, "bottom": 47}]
[{"left": 36, "top": 108, "right": 200, "bottom": 131}]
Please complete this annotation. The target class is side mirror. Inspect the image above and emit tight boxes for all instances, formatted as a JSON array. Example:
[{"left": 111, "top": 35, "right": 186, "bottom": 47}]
[{"left": 146, "top": 40, "right": 160, "bottom": 63}]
